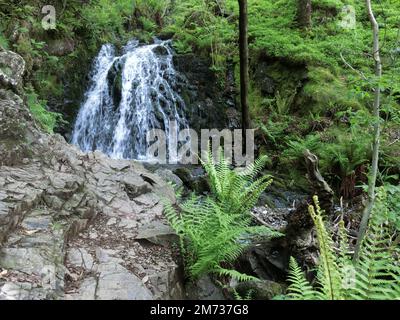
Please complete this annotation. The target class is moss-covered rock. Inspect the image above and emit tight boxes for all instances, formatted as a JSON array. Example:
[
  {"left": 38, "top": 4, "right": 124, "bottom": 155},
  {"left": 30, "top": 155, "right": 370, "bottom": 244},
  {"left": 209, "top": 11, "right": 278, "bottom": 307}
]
[{"left": 0, "top": 49, "right": 25, "bottom": 93}]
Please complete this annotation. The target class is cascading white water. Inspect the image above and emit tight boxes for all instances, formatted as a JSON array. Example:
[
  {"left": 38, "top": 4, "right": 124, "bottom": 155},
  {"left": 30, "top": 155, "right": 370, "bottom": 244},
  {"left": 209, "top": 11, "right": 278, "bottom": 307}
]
[{"left": 71, "top": 39, "right": 189, "bottom": 161}]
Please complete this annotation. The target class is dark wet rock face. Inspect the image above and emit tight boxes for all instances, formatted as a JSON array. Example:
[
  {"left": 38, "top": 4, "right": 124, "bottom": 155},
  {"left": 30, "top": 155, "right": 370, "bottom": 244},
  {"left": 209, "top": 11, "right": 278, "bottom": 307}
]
[
  {"left": 254, "top": 61, "right": 276, "bottom": 95},
  {"left": 0, "top": 50, "right": 185, "bottom": 300},
  {"left": 173, "top": 54, "right": 238, "bottom": 132}
]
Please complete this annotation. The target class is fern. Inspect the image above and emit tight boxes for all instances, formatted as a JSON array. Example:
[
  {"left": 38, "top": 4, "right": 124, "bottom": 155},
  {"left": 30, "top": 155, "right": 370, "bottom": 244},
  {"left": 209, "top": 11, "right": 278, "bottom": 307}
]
[
  {"left": 232, "top": 288, "right": 255, "bottom": 301},
  {"left": 166, "top": 195, "right": 282, "bottom": 281},
  {"left": 349, "top": 188, "right": 400, "bottom": 300},
  {"left": 216, "top": 267, "right": 259, "bottom": 282},
  {"left": 200, "top": 146, "right": 273, "bottom": 216},
  {"left": 287, "top": 257, "right": 321, "bottom": 300},
  {"left": 165, "top": 148, "right": 282, "bottom": 282},
  {"left": 308, "top": 197, "right": 343, "bottom": 300},
  {"left": 285, "top": 191, "right": 400, "bottom": 300}
]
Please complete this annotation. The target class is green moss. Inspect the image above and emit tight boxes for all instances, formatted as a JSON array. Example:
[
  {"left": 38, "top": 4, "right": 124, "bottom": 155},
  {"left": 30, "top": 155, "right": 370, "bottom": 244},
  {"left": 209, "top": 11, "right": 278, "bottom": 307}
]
[
  {"left": 313, "top": 0, "right": 344, "bottom": 11},
  {"left": 300, "top": 66, "right": 362, "bottom": 114},
  {"left": 26, "top": 90, "right": 62, "bottom": 134}
]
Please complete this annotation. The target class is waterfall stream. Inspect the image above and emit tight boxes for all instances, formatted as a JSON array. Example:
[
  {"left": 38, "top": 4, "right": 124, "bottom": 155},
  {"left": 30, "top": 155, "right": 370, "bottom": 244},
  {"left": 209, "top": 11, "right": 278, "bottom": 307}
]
[{"left": 71, "top": 39, "right": 189, "bottom": 161}]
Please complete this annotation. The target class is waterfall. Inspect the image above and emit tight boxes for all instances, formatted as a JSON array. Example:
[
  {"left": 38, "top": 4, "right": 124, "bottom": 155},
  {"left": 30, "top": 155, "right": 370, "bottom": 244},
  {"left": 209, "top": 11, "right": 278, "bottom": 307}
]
[{"left": 71, "top": 39, "right": 189, "bottom": 162}]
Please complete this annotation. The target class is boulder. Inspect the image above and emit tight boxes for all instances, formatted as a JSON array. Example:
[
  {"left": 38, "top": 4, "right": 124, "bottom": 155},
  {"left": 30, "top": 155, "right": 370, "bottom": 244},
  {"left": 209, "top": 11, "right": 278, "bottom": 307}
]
[
  {"left": 154, "top": 168, "right": 183, "bottom": 189},
  {"left": 235, "top": 280, "right": 285, "bottom": 300},
  {"left": 174, "top": 166, "right": 210, "bottom": 194},
  {"left": 186, "top": 275, "right": 225, "bottom": 300},
  {"left": 136, "top": 220, "right": 177, "bottom": 246},
  {"left": 0, "top": 50, "right": 25, "bottom": 92}
]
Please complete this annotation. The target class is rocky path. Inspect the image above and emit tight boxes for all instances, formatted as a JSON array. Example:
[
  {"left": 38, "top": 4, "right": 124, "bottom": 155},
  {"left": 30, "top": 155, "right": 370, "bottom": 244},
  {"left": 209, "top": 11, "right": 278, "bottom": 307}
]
[
  {"left": 0, "top": 48, "right": 184, "bottom": 299},
  {"left": 0, "top": 146, "right": 184, "bottom": 300}
]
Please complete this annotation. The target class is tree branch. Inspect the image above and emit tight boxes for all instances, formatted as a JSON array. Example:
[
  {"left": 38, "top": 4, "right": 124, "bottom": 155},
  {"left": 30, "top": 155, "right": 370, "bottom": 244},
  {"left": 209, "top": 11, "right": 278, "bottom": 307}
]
[{"left": 340, "top": 52, "right": 368, "bottom": 82}]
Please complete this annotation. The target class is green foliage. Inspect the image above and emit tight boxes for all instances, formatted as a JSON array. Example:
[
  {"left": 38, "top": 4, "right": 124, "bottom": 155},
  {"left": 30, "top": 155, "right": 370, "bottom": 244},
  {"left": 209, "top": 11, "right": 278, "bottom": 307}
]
[
  {"left": 232, "top": 288, "right": 255, "bottom": 301},
  {"left": 301, "top": 66, "right": 362, "bottom": 114},
  {"left": 309, "top": 197, "right": 343, "bottom": 299},
  {"left": 287, "top": 257, "right": 320, "bottom": 300},
  {"left": 312, "top": 0, "right": 344, "bottom": 10},
  {"left": 165, "top": 148, "right": 282, "bottom": 282},
  {"left": 0, "top": 29, "right": 8, "bottom": 49},
  {"left": 383, "top": 184, "right": 400, "bottom": 231},
  {"left": 231, "top": 0, "right": 399, "bottom": 187},
  {"left": 165, "top": 0, "right": 237, "bottom": 71},
  {"left": 79, "top": 0, "right": 133, "bottom": 44},
  {"left": 258, "top": 118, "right": 289, "bottom": 147},
  {"left": 285, "top": 193, "right": 400, "bottom": 300},
  {"left": 26, "top": 89, "right": 62, "bottom": 134},
  {"left": 282, "top": 134, "right": 322, "bottom": 165},
  {"left": 200, "top": 147, "right": 274, "bottom": 216},
  {"left": 351, "top": 189, "right": 400, "bottom": 300},
  {"left": 281, "top": 110, "right": 374, "bottom": 197},
  {"left": 165, "top": 189, "right": 281, "bottom": 282}
]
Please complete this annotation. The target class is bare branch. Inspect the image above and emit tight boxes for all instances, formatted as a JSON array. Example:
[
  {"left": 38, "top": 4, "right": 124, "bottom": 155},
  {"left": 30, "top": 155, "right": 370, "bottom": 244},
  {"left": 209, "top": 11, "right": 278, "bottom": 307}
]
[{"left": 340, "top": 52, "right": 368, "bottom": 82}]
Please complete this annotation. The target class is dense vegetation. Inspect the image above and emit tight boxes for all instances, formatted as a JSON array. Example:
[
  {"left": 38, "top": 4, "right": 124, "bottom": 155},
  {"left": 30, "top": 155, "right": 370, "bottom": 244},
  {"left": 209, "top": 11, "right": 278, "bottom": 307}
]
[
  {"left": 1, "top": 0, "right": 399, "bottom": 195},
  {"left": 165, "top": 149, "right": 282, "bottom": 282},
  {"left": 1, "top": 0, "right": 399, "bottom": 300},
  {"left": 286, "top": 194, "right": 400, "bottom": 300}
]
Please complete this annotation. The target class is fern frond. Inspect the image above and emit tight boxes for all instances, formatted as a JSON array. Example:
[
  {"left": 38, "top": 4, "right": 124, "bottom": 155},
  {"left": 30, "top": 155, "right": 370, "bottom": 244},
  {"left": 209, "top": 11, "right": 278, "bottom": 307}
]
[
  {"left": 215, "top": 267, "right": 258, "bottom": 282},
  {"left": 309, "top": 197, "right": 343, "bottom": 300},
  {"left": 287, "top": 257, "right": 320, "bottom": 300},
  {"left": 165, "top": 147, "right": 280, "bottom": 281},
  {"left": 351, "top": 188, "right": 400, "bottom": 300},
  {"left": 285, "top": 192, "right": 400, "bottom": 301}
]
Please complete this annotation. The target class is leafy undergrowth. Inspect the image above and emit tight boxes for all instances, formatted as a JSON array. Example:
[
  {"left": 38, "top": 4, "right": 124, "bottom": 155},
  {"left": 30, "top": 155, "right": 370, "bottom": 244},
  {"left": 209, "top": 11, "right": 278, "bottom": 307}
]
[
  {"left": 165, "top": 148, "right": 283, "bottom": 283},
  {"left": 283, "top": 191, "right": 400, "bottom": 300},
  {"left": 26, "top": 89, "right": 63, "bottom": 134}
]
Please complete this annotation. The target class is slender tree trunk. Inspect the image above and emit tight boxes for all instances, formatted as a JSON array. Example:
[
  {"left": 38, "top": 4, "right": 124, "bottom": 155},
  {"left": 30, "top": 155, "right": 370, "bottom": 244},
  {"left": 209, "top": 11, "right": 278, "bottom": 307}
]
[
  {"left": 297, "top": 0, "right": 312, "bottom": 29},
  {"left": 238, "top": 0, "right": 251, "bottom": 141},
  {"left": 354, "top": 0, "right": 382, "bottom": 262}
]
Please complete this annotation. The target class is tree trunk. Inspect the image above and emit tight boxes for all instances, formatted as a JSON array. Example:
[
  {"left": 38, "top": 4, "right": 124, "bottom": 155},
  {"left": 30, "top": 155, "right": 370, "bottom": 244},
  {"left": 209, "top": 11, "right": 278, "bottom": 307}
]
[
  {"left": 238, "top": 0, "right": 251, "bottom": 140},
  {"left": 354, "top": 0, "right": 382, "bottom": 262},
  {"left": 297, "top": 0, "right": 312, "bottom": 29}
]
